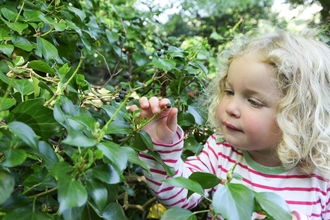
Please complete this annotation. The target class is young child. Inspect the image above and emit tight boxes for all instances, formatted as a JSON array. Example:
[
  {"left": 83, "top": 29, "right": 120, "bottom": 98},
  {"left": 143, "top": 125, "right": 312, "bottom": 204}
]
[{"left": 130, "top": 30, "right": 330, "bottom": 219}]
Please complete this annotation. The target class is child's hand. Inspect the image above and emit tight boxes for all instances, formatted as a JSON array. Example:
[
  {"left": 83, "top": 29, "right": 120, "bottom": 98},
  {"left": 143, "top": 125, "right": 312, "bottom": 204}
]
[{"left": 130, "top": 97, "right": 178, "bottom": 144}]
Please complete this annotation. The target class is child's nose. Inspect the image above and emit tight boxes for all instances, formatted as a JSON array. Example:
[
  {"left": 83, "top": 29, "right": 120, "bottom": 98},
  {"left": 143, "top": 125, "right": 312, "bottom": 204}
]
[{"left": 225, "top": 98, "right": 240, "bottom": 118}]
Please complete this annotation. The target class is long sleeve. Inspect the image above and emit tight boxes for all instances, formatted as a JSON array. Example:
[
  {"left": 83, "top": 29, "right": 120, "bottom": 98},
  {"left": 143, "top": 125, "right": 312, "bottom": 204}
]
[{"left": 138, "top": 126, "right": 209, "bottom": 209}]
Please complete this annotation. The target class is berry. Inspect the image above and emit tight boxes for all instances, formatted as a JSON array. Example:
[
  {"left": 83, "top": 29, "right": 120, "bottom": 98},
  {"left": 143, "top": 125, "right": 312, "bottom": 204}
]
[
  {"left": 166, "top": 103, "right": 171, "bottom": 109},
  {"left": 115, "top": 97, "right": 121, "bottom": 102},
  {"left": 157, "top": 51, "right": 163, "bottom": 56},
  {"left": 164, "top": 43, "right": 169, "bottom": 50},
  {"left": 119, "top": 93, "right": 125, "bottom": 99},
  {"left": 121, "top": 87, "right": 127, "bottom": 92},
  {"left": 123, "top": 71, "right": 131, "bottom": 80},
  {"left": 77, "top": 43, "right": 84, "bottom": 50}
]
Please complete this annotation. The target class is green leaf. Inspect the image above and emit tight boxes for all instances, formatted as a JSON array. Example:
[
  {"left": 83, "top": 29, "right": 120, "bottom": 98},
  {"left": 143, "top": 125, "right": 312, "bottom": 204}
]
[
  {"left": 105, "top": 120, "right": 133, "bottom": 135},
  {"left": 0, "top": 97, "right": 16, "bottom": 110},
  {"left": 11, "top": 34, "right": 34, "bottom": 52},
  {"left": 102, "top": 203, "right": 128, "bottom": 220},
  {"left": 139, "top": 130, "right": 154, "bottom": 151},
  {"left": 23, "top": 10, "right": 42, "bottom": 22},
  {"left": 36, "top": 37, "right": 59, "bottom": 61},
  {"left": 58, "top": 177, "right": 88, "bottom": 213},
  {"left": 28, "top": 60, "right": 55, "bottom": 75},
  {"left": 97, "top": 142, "right": 128, "bottom": 172},
  {"left": 122, "top": 147, "right": 150, "bottom": 173},
  {"left": 37, "top": 141, "right": 59, "bottom": 169},
  {"left": 0, "top": 44, "right": 14, "bottom": 57},
  {"left": 162, "top": 177, "right": 205, "bottom": 196},
  {"left": 212, "top": 183, "right": 254, "bottom": 220},
  {"left": 161, "top": 207, "right": 197, "bottom": 220},
  {"left": 0, "top": 170, "right": 15, "bottom": 205},
  {"left": 188, "top": 172, "right": 221, "bottom": 189},
  {"left": 12, "top": 79, "right": 34, "bottom": 95},
  {"left": 130, "top": 132, "right": 147, "bottom": 152},
  {"left": 62, "top": 128, "right": 98, "bottom": 147},
  {"left": 254, "top": 192, "right": 292, "bottom": 220},
  {"left": 46, "top": 161, "right": 74, "bottom": 180},
  {"left": 1, "top": 8, "right": 18, "bottom": 22},
  {"left": 150, "top": 57, "right": 176, "bottom": 72},
  {"left": 7, "top": 121, "right": 39, "bottom": 148},
  {"left": 87, "top": 164, "right": 121, "bottom": 184},
  {"left": 188, "top": 60, "right": 208, "bottom": 74},
  {"left": 146, "top": 151, "right": 175, "bottom": 176},
  {"left": 6, "top": 22, "right": 28, "bottom": 35},
  {"left": 3, "top": 208, "right": 53, "bottom": 220},
  {"left": 86, "top": 178, "right": 108, "bottom": 212},
  {"left": 105, "top": 30, "right": 119, "bottom": 43},
  {"left": 67, "top": 6, "right": 86, "bottom": 21},
  {"left": 167, "top": 46, "right": 185, "bottom": 59},
  {"left": 187, "top": 105, "right": 205, "bottom": 125},
  {"left": 8, "top": 98, "right": 61, "bottom": 140},
  {"left": 1, "top": 148, "right": 27, "bottom": 167}
]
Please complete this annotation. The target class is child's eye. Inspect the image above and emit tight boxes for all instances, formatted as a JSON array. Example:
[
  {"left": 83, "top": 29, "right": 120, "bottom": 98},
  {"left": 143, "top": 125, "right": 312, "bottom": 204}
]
[
  {"left": 248, "top": 99, "right": 263, "bottom": 107},
  {"left": 224, "top": 89, "right": 234, "bottom": 96}
]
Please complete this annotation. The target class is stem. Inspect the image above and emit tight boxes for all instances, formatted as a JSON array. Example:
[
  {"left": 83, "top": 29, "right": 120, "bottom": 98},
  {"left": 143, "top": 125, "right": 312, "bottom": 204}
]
[
  {"left": 15, "top": 0, "right": 25, "bottom": 22},
  {"left": 28, "top": 187, "right": 58, "bottom": 199},
  {"left": 0, "top": 72, "right": 15, "bottom": 110}
]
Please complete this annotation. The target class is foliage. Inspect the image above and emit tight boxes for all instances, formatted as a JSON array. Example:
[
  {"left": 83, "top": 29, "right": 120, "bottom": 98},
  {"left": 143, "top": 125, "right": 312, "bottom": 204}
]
[{"left": 0, "top": 0, "right": 294, "bottom": 219}]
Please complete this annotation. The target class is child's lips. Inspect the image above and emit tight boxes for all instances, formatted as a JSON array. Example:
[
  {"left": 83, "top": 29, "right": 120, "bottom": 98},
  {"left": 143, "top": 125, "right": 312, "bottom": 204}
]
[{"left": 223, "top": 121, "right": 242, "bottom": 132}]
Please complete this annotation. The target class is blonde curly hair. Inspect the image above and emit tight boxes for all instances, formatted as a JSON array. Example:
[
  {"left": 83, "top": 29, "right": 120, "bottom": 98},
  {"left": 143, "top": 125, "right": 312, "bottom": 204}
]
[{"left": 207, "top": 29, "right": 330, "bottom": 177}]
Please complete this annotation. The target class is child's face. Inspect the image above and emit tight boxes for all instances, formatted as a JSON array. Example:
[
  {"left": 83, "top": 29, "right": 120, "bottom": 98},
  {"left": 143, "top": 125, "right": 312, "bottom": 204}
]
[{"left": 217, "top": 53, "right": 282, "bottom": 155}]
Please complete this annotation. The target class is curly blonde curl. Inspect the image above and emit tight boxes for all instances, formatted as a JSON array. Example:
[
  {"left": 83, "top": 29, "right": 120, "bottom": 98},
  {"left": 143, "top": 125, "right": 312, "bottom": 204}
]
[{"left": 206, "top": 29, "right": 330, "bottom": 177}]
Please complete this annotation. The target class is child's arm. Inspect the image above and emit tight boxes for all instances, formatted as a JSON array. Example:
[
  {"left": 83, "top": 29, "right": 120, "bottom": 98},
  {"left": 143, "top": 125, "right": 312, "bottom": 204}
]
[{"left": 130, "top": 97, "right": 207, "bottom": 208}]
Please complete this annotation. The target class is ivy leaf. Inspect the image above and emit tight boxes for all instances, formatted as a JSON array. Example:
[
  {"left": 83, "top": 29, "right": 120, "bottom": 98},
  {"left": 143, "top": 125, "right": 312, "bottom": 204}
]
[
  {"left": 6, "top": 22, "right": 28, "bottom": 35},
  {"left": 86, "top": 178, "right": 108, "bottom": 212},
  {"left": 212, "top": 183, "right": 254, "bottom": 220},
  {"left": 139, "top": 130, "right": 154, "bottom": 151},
  {"left": 254, "top": 192, "right": 292, "bottom": 220},
  {"left": 87, "top": 164, "right": 121, "bottom": 184},
  {"left": 67, "top": 6, "right": 86, "bottom": 21},
  {"left": 105, "top": 29, "right": 119, "bottom": 43},
  {"left": 2, "top": 208, "right": 53, "bottom": 220},
  {"left": 102, "top": 203, "right": 128, "bottom": 220},
  {"left": 1, "top": 148, "right": 27, "bottom": 167},
  {"left": 36, "top": 37, "right": 59, "bottom": 61},
  {"left": 8, "top": 98, "right": 61, "bottom": 140},
  {"left": 7, "top": 121, "right": 39, "bottom": 149},
  {"left": 122, "top": 147, "right": 150, "bottom": 174},
  {"left": 0, "top": 44, "right": 14, "bottom": 57},
  {"left": 188, "top": 60, "right": 208, "bottom": 75},
  {"left": 0, "top": 170, "right": 15, "bottom": 205},
  {"left": 58, "top": 177, "right": 88, "bottom": 213},
  {"left": 188, "top": 172, "right": 221, "bottom": 189},
  {"left": 46, "top": 161, "right": 74, "bottom": 180},
  {"left": 146, "top": 151, "right": 175, "bottom": 176},
  {"left": 105, "top": 120, "right": 133, "bottom": 135},
  {"left": 162, "top": 177, "right": 205, "bottom": 197},
  {"left": 187, "top": 105, "right": 205, "bottom": 125},
  {"left": 11, "top": 34, "right": 34, "bottom": 52},
  {"left": 150, "top": 57, "right": 176, "bottom": 72},
  {"left": 161, "top": 207, "right": 197, "bottom": 220},
  {"left": 12, "top": 79, "right": 34, "bottom": 95},
  {"left": 28, "top": 60, "right": 55, "bottom": 75},
  {"left": 1, "top": 8, "right": 18, "bottom": 22},
  {"left": 62, "top": 128, "right": 97, "bottom": 147},
  {"left": 97, "top": 142, "right": 128, "bottom": 172},
  {"left": 0, "top": 97, "right": 16, "bottom": 110}
]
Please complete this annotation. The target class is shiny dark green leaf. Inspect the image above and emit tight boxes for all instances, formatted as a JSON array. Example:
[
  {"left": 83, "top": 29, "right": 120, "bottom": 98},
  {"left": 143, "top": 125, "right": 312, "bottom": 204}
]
[
  {"left": 7, "top": 121, "right": 39, "bottom": 148},
  {"left": 0, "top": 170, "right": 15, "bottom": 205},
  {"left": 11, "top": 34, "right": 34, "bottom": 52},
  {"left": 87, "top": 164, "right": 121, "bottom": 184},
  {"left": 105, "top": 120, "right": 132, "bottom": 134},
  {"left": 36, "top": 37, "right": 59, "bottom": 61},
  {"left": 161, "top": 207, "right": 197, "bottom": 220},
  {"left": 162, "top": 177, "right": 204, "bottom": 196},
  {"left": 0, "top": 44, "right": 14, "bottom": 57},
  {"left": 122, "top": 147, "right": 150, "bottom": 173},
  {"left": 212, "top": 183, "right": 254, "bottom": 220},
  {"left": 188, "top": 172, "right": 221, "bottom": 189},
  {"left": 0, "top": 97, "right": 16, "bottom": 110},
  {"left": 1, "top": 148, "right": 27, "bottom": 167},
  {"left": 12, "top": 79, "right": 34, "bottom": 95},
  {"left": 28, "top": 60, "right": 55, "bottom": 75},
  {"left": 86, "top": 178, "right": 108, "bottom": 212},
  {"left": 146, "top": 151, "right": 175, "bottom": 176},
  {"left": 102, "top": 203, "right": 128, "bottom": 220},
  {"left": 58, "top": 177, "right": 88, "bottom": 213},
  {"left": 97, "top": 142, "right": 127, "bottom": 172},
  {"left": 255, "top": 192, "right": 292, "bottom": 220}
]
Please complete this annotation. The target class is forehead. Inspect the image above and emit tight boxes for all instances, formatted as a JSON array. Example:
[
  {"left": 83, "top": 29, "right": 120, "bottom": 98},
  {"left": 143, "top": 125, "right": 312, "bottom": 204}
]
[{"left": 226, "top": 54, "right": 280, "bottom": 96}]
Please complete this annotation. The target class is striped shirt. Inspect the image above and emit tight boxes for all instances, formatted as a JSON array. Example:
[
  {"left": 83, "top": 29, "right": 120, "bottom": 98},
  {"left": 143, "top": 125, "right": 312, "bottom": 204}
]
[{"left": 138, "top": 127, "right": 330, "bottom": 220}]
